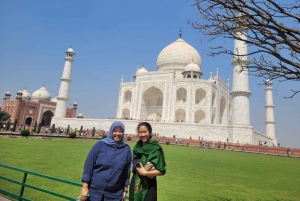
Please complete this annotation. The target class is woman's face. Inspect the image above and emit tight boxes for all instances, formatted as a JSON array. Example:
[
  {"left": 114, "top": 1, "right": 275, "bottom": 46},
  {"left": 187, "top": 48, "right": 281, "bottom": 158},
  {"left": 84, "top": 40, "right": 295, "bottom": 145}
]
[
  {"left": 112, "top": 126, "right": 123, "bottom": 142},
  {"left": 138, "top": 125, "right": 151, "bottom": 144}
]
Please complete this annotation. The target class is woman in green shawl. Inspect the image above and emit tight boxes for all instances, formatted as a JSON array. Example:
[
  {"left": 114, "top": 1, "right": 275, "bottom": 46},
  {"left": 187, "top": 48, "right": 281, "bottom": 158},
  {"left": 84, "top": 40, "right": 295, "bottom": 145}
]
[{"left": 129, "top": 122, "right": 166, "bottom": 201}]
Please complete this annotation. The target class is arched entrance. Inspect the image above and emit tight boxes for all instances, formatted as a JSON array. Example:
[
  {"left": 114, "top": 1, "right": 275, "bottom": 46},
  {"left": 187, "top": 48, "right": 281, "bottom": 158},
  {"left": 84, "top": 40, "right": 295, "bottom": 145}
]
[
  {"left": 220, "top": 96, "right": 226, "bottom": 125},
  {"left": 41, "top": 119, "right": 45, "bottom": 126},
  {"left": 194, "top": 109, "right": 206, "bottom": 123},
  {"left": 25, "top": 117, "right": 32, "bottom": 126},
  {"left": 175, "top": 108, "right": 186, "bottom": 122},
  {"left": 41, "top": 110, "right": 54, "bottom": 127},
  {"left": 176, "top": 88, "right": 187, "bottom": 103},
  {"left": 123, "top": 90, "right": 132, "bottom": 104},
  {"left": 122, "top": 108, "right": 130, "bottom": 119},
  {"left": 140, "top": 87, "right": 163, "bottom": 121}
]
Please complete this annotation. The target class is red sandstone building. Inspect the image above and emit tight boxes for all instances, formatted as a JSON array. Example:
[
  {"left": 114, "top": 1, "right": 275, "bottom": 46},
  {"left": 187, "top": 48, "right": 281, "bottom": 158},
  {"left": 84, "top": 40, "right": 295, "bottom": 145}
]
[{"left": 1, "top": 87, "right": 77, "bottom": 127}]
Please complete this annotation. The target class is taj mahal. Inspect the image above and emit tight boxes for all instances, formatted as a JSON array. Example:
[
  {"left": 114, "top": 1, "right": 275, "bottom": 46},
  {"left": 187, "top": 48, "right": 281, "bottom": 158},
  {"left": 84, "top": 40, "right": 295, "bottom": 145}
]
[
  {"left": 2, "top": 29, "right": 277, "bottom": 145},
  {"left": 50, "top": 28, "right": 277, "bottom": 146}
]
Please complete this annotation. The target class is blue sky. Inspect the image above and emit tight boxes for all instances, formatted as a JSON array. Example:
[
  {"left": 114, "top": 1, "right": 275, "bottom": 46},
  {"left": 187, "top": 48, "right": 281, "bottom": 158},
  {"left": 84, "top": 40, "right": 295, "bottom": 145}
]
[{"left": 0, "top": 1, "right": 299, "bottom": 148}]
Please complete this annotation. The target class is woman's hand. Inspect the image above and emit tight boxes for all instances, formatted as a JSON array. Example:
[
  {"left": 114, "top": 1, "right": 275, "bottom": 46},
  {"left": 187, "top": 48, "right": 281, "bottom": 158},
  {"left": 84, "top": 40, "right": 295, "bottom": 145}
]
[
  {"left": 122, "top": 190, "right": 127, "bottom": 201},
  {"left": 136, "top": 163, "right": 162, "bottom": 178},
  {"left": 80, "top": 182, "right": 89, "bottom": 201},
  {"left": 136, "top": 163, "right": 147, "bottom": 176},
  {"left": 122, "top": 186, "right": 128, "bottom": 201}
]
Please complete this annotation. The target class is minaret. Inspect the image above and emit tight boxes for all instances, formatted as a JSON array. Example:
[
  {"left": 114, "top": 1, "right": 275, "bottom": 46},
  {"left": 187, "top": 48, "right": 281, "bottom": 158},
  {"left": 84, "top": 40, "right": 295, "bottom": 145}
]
[
  {"left": 265, "top": 80, "right": 275, "bottom": 139},
  {"left": 54, "top": 47, "right": 75, "bottom": 118},
  {"left": 230, "top": 15, "right": 252, "bottom": 125}
]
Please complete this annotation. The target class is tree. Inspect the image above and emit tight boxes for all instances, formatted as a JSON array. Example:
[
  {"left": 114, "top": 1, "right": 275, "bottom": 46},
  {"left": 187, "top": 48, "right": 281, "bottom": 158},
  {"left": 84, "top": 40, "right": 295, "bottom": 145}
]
[
  {"left": 92, "top": 127, "right": 96, "bottom": 137},
  {"left": 66, "top": 125, "right": 70, "bottom": 135},
  {"left": 6, "top": 121, "right": 10, "bottom": 131},
  {"left": 79, "top": 126, "right": 83, "bottom": 136},
  {"left": 190, "top": 0, "right": 300, "bottom": 97},
  {"left": 51, "top": 124, "right": 55, "bottom": 134},
  {"left": 33, "top": 121, "right": 37, "bottom": 133},
  {"left": 0, "top": 111, "right": 11, "bottom": 121},
  {"left": 37, "top": 123, "right": 42, "bottom": 134},
  {"left": 12, "top": 119, "right": 17, "bottom": 132}
]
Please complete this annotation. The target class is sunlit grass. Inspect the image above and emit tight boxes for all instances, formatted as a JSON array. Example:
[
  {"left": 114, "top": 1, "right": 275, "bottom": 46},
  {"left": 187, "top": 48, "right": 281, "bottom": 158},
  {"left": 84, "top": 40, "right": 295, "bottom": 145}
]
[{"left": 0, "top": 137, "right": 299, "bottom": 200}]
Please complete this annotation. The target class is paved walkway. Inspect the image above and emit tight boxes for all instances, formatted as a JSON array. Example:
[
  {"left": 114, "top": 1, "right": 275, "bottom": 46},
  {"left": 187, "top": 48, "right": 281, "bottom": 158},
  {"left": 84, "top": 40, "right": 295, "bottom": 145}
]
[{"left": 0, "top": 196, "right": 11, "bottom": 201}]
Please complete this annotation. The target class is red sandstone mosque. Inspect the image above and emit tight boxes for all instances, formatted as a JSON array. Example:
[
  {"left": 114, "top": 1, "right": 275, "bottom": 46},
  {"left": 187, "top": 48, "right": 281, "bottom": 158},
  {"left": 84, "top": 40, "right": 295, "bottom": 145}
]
[{"left": 1, "top": 87, "right": 77, "bottom": 127}]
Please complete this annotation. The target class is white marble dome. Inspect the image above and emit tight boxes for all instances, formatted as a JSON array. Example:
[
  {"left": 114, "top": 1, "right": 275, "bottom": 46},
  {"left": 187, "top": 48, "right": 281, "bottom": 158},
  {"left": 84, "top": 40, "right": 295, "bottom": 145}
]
[
  {"left": 184, "top": 61, "right": 201, "bottom": 72},
  {"left": 77, "top": 113, "right": 83, "bottom": 118},
  {"left": 157, "top": 37, "right": 202, "bottom": 71},
  {"left": 137, "top": 67, "right": 148, "bottom": 74},
  {"left": 66, "top": 47, "right": 75, "bottom": 54},
  {"left": 22, "top": 89, "right": 31, "bottom": 100},
  {"left": 31, "top": 87, "right": 51, "bottom": 100},
  {"left": 265, "top": 79, "right": 272, "bottom": 84}
]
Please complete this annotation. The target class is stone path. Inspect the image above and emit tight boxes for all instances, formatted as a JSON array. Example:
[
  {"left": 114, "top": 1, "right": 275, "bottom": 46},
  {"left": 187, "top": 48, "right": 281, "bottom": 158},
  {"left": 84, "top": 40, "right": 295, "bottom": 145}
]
[{"left": 0, "top": 196, "right": 11, "bottom": 201}]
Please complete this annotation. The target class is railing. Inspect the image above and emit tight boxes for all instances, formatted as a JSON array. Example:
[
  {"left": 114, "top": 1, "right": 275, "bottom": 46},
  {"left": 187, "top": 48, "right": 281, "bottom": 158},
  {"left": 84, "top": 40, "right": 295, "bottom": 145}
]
[
  {"left": 0, "top": 163, "right": 129, "bottom": 201},
  {"left": 0, "top": 163, "right": 82, "bottom": 200}
]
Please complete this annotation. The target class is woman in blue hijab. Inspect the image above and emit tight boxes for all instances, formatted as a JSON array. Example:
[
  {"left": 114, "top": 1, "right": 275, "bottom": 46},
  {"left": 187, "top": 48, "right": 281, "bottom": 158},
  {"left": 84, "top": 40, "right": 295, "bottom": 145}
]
[{"left": 80, "top": 121, "right": 132, "bottom": 201}]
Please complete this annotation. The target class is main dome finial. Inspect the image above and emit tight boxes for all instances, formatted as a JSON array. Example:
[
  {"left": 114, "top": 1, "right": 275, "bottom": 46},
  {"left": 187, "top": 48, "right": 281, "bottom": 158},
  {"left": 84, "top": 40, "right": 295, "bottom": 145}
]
[{"left": 179, "top": 28, "right": 182, "bottom": 38}]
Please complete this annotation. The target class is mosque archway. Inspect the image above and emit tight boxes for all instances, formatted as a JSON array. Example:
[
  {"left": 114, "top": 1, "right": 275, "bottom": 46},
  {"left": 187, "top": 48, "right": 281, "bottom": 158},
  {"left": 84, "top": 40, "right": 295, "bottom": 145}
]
[
  {"left": 194, "top": 109, "right": 206, "bottom": 123},
  {"left": 41, "top": 110, "right": 54, "bottom": 127},
  {"left": 25, "top": 117, "right": 32, "bottom": 126},
  {"left": 195, "top": 88, "right": 206, "bottom": 105},
  {"left": 175, "top": 108, "right": 186, "bottom": 122},
  {"left": 220, "top": 96, "right": 226, "bottom": 125},
  {"left": 122, "top": 108, "right": 130, "bottom": 119},
  {"left": 176, "top": 88, "right": 187, "bottom": 103},
  {"left": 123, "top": 90, "right": 132, "bottom": 104},
  {"left": 140, "top": 87, "right": 163, "bottom": 122}
]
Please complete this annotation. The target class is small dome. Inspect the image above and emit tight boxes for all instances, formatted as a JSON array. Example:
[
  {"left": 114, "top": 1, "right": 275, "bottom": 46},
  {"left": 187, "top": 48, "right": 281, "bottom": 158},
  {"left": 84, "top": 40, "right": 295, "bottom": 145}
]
[
  {"left": 17, "top": 90, "right": 23, "bottom": 95},
  {"left": 31, "top": 87, "right": 51, "bottom": 100},
  {"left": 66, "top": 47, "right": 75, "bottom": 54},
  {"left": 22, "top": 89, "right": 31, "bottom": 100},
  {"left": 51, "top": 96, "right": 58, "bottom": 102},
  {"left": 157, "top": 37, "right": 202, "bottom": 71},
  {"left": 73, "top": 102, "right": 78, "bottom": 106},
  {"left": 184, "top": 61, "right": 201, "bottom": 72},
  {"left": 5, "top": 92, "right": 11, "bottom": 96},
  {"left": 77, "top": 113, "right": 83, "bottom": 118},
  {"left": 137, "top": 67, "right": 148, "bottom": 74},
  {"left": 265, "top": 79, "right": 273, "bottom": 85}
]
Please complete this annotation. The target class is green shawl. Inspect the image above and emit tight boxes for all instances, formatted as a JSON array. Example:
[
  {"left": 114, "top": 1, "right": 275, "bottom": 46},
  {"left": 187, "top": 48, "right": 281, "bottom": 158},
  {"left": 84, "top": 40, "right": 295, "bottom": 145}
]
[{"left": 133, "top": 140, "right": 166, "bottom": 201}]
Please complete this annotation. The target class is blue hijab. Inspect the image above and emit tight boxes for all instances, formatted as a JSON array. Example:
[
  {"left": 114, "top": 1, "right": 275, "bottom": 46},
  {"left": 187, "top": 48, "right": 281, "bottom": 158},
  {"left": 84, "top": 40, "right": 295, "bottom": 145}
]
[{"left": 102, "top": 121, "right": 127, "bottom": 148}]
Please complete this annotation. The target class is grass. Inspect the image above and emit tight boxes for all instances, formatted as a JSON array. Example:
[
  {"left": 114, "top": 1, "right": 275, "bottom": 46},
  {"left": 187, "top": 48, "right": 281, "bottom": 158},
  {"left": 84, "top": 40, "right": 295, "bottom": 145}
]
[{"left": 0, "top": 137, "right": 299, "bottom": 201}]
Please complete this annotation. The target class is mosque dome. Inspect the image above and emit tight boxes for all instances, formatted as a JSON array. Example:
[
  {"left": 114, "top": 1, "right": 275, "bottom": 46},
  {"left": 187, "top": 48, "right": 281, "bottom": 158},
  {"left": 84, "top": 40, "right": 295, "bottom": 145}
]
[
  {"left": 31, "top": 87, "right": 51, "bottom": 100},
  {"left": 73, "top": 102, "right": 78, "bottom": 106},
  {"left": 22, "top": 89, "right": 31, "bottom": 100},
  {"left": 183, "top": 61, "right": 201, "bottom": 72},
  {"left": 66, "top": 47, "right": 75, "bottom": 54},
  {"left": 16, "top": 90, "right": 23, "bottom": 95},
  {"left": 5, "top": 92, "right": 11, "bottom": 96},
  {"left": 156, "top": 37, "right": 202, "bottom": 71},
  {"left": 51, "top": 97, "right": 58, "bottom": 102},
  {"left": 137, "top": 67, "right": 148, "bottom": 74},
  {"left": 77, "top": 113, "right": 83, "bottom": 118}
]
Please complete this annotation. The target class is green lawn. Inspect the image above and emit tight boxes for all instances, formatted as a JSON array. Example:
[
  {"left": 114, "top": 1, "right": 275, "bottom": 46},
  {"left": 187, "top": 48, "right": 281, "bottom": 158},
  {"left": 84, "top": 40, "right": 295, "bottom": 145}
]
[{"left": 0, "top": 137, "right": 299, "bottom": 201}]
